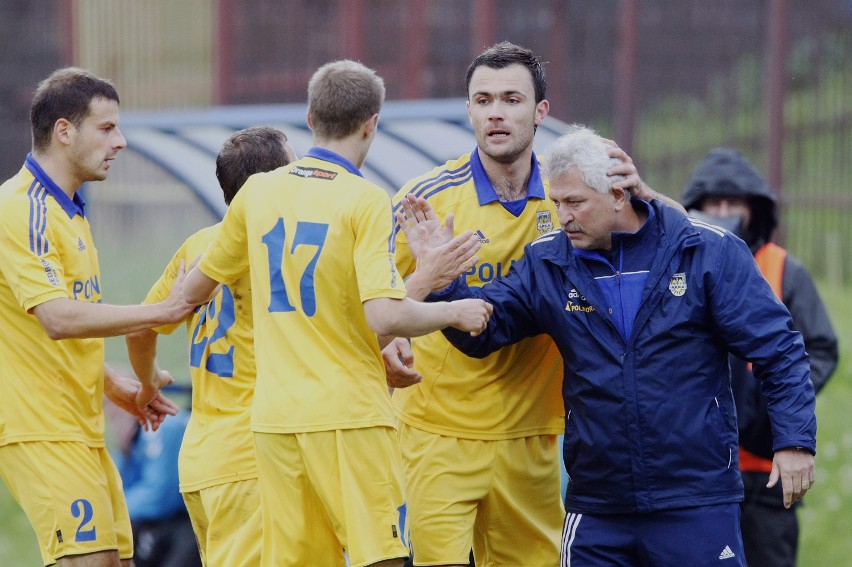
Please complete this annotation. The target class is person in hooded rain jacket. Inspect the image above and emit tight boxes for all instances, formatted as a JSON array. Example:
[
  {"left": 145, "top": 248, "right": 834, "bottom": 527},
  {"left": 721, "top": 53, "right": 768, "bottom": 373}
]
[{"left": 683, "top": 147, "right": 837, "bottom": 567}]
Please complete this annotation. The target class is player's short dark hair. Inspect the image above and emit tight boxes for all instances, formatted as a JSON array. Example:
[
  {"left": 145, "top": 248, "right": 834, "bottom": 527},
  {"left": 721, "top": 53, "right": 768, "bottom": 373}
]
[
  {"left": 216, "top": 126, "right": 291, "bottom": 205},
  {"left": 465, "top": 41, "right": 547, "bottom": 103},
  {"left": 30, "top": 67, "right": 120, "bottom": 152},
  {"left": 307, "top": 60, "right": 385, "bottom": 140}
]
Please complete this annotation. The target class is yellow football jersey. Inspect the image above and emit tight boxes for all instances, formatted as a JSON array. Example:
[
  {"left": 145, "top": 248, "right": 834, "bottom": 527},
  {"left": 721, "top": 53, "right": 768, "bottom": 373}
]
[
  {"left": 198, "top": 148, "right": 406, "bottom": 434},
  {"left": 144, "top": 224, "right": 258, "bottom": 492},
  {"left": 392, "top": 149, "right": 565, "bottom": 439},
  {"left": 0, "top": 156, "right": 105, "bottom": 447}
]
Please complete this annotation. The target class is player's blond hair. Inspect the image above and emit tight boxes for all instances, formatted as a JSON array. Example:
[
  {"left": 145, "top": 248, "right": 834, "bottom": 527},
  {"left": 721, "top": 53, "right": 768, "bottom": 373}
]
[{"left": 307, "top": 60, "right": 385, "bottom": 140}]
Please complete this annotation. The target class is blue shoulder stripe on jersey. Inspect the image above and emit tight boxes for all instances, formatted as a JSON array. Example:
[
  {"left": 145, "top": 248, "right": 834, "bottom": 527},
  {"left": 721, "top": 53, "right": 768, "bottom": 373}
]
[
  {"left": 420, "top": 174, "right": 474, "bottom": 202},
  {"left": 27, "top": 179, "right": 38, "bottom": 254},
  {"left": 393, "top": 178, "right": 475, "bottom": 225},
  {"left": 408, "top": 161, "right": 472, "bottom": 196},
  {"left": 387, "top": 208, "right": 397, "bottom": 254},
  {"left": 28, "top": 181, "right": 49, "bottom": 256},
  {"left": 391, "top": 173, "right": 475, "bottom": 242},
  {"left": 25, "top": 154, "right": 86, "bottom": 218},
  {"left": 391, "top": 161, "right": 473, "bottom": 216},
  {"left": 36, "top": 185, "right": 49, "bottom": 255}
]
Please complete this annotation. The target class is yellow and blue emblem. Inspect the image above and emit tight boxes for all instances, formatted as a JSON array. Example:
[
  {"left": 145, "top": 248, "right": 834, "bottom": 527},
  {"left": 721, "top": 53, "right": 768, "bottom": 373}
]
[
  {"left": 668, "top": 272, "right": 687, "bottom": 297},
  {"left": 536, "top": 210, "right": 553, "bottom": 234}
]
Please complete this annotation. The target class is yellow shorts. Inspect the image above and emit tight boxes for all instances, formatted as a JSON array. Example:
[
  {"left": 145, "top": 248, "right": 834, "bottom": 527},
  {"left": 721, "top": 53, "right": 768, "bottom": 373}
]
[
  {"left": 183, "top": 478, "right": 261, "bottom": 567},
  {"left": 254, "top": 427, "right": 408, "bottom": 567},
  {"left": 398, "top": 423, "right": 564, "bottom": 567},
  {"left": 0, "top": 441, "right": 133, "bottom": 566}
]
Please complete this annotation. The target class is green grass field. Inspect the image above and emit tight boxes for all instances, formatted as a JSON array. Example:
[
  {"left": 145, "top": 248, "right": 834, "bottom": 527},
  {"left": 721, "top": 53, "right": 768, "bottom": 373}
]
[{"left": 797, "top": 287, "right": 852, "bottom": 561}]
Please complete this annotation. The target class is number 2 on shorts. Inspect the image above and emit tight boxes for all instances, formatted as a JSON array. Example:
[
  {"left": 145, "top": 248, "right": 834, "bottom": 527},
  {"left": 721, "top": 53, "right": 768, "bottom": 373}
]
[{"left": 71, "top": 498, "right": 96, "bottom": 542}]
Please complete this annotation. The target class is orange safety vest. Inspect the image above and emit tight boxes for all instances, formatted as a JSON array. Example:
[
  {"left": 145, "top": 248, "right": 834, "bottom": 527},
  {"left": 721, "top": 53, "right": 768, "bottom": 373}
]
[{"left": 738, "top": 242, "right": 787, "bottom": 474}]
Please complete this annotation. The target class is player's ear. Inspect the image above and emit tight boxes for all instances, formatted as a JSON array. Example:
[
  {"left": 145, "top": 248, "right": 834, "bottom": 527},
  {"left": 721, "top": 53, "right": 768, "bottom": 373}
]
[
  {"left": 54, "top": 118, "right": 72, "bottom": 146},
  {"left": 610, "top": 187, "right": 629, "bottom": 211},
  {"left": 534, "top": 99, "right": 549, "bottom": 126},
  {"left": 363, "top": 113, "right": 379, "bottom": 140}
]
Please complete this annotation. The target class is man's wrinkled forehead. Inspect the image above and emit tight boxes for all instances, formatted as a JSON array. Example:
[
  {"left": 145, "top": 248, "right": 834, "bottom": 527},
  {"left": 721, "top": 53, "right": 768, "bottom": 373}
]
[{"left": 467, "top": 64, "right": 536, "bottom": 98}]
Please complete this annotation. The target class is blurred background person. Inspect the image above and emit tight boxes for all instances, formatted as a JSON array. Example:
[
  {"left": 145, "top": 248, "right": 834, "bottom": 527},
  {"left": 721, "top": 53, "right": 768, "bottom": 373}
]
[
  {"left": 105, "top": 396, "right": 202, "bottom": 567},
  {"left": 682, "top": 147, "right": 838, "bottom": 567}
]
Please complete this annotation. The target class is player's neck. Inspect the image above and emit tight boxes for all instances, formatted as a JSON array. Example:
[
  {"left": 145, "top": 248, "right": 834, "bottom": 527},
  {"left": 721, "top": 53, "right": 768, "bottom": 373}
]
[
  {"left": 30, "top": 150, "right": 81, "bottom": 199},
  {"left": 615, "top": 198, "right": 648, "bottom": 235},
  {"left": 314, "top": 136, "right": 368, "bottom": 170},
  {"left": 477, "top": 147, "right": 533, "bottom": 202}
]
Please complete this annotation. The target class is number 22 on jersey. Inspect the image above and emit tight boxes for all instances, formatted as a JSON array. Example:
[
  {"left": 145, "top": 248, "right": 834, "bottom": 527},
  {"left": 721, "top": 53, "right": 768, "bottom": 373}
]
[{"left": 189, "top": 286, "right": 236, "bottom": 378}]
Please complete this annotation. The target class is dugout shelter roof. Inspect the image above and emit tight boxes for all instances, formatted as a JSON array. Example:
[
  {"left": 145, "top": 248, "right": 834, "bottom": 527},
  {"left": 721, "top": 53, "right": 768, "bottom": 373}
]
[{"left": 120, "top": 99, "right": 570, "bottom": 218}]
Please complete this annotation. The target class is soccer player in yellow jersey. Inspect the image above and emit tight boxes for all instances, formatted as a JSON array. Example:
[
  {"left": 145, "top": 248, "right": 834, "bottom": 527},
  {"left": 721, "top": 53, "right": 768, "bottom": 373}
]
[
  {"left": 387, "top": 42, "right": 675, "bottom": 567},
  {"left": 0, "top": 68, "right": 194, "bottom": 567},
  {"left": 125, "top": 126, "right": 296, "bottom": 567},
  {"left": 182, "top": 60, "right": 492, "bottom": 567}
]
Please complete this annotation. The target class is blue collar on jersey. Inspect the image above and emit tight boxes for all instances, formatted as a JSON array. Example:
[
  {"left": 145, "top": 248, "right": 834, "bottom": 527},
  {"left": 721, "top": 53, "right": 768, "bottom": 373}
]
[
  {"left": 470, "top": 147, "right": 546, "bottom": 209},
  {"left": 25, "top": 154, "right": 86, "bottom": 218},
  {"left": 304, "top": 147, "right": 364, "bottom": 178}
]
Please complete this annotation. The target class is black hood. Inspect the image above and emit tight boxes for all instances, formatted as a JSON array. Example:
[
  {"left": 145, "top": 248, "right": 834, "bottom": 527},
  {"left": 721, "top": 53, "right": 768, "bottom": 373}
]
[{"left": 681, "top": 147, "right": 778, "bottom": 250}]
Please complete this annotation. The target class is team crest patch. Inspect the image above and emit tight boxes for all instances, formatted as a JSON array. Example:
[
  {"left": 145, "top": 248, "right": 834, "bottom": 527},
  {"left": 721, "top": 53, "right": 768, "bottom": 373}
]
[
  {"left": 536, "top": 211, "right": 553, "bottom": 234},
  {"left": 668, "top": 272, "right": 687, "bottom": 296}
]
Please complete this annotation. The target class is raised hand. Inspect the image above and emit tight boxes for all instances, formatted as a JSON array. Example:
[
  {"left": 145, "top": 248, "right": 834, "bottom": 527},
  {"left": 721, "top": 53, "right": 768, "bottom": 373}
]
[
  {"left": 601, "top": 139, "right": 686, "bottom": 212},
  {"left": 600, "top": 138, "right": 641, "bottom": 192},
  {"left": 412, "top": 226, "right": 481, "bottom": 292},
  {"left": 398, "top": 194, "right": 482, "bottom": 299},
  {"left": 397, "top": 193, "right": 455, "bottom": 258}
]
